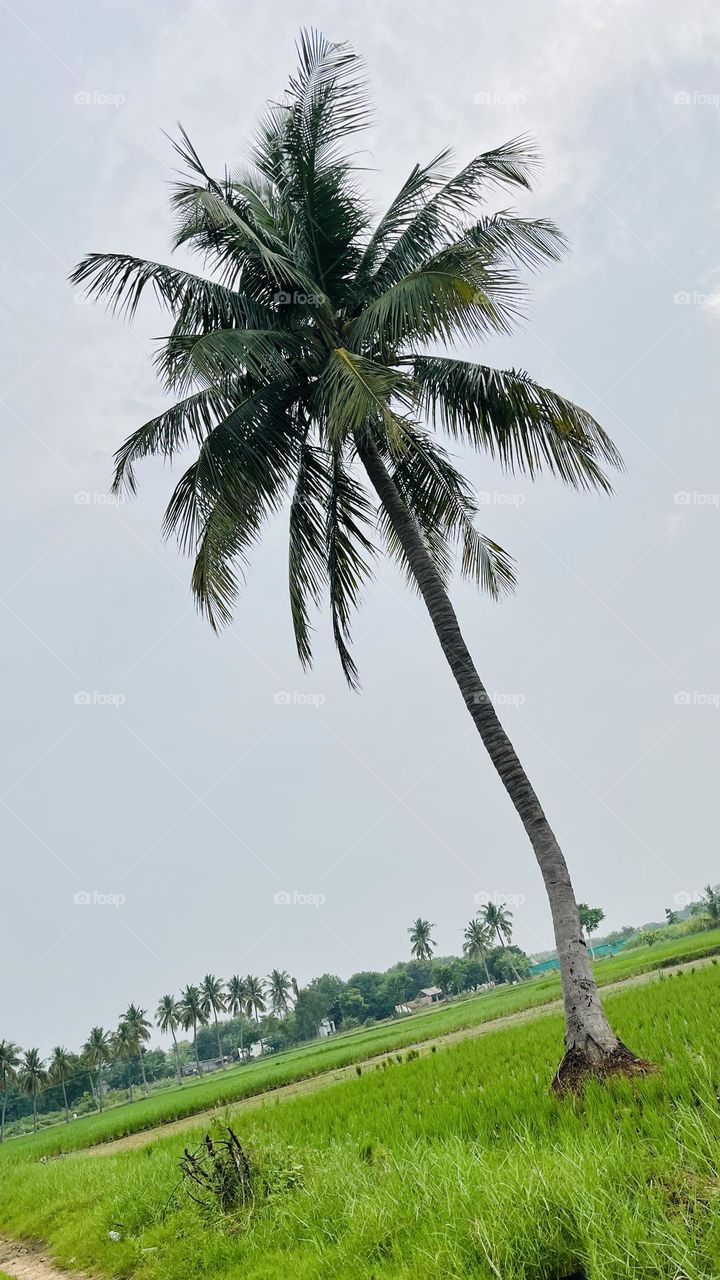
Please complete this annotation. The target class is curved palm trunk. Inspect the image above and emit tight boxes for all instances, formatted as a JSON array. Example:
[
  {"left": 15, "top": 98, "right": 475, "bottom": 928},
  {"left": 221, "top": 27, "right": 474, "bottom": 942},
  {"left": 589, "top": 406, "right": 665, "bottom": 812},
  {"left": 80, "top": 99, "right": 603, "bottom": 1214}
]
[
  {"left": 357, "top": 435, "right": 646, "bottom": 1086},
  {"left": 138, "top": 1051, "right": 148, "bottom": 1095},
  {"left": 96, "top": 1069, "right": 104, "bottom": 1112},
  {"left": 62, "top": 1079, "right": 69, "bottom": 1122},
  {"left": 32, "top": 1087, "right": 38, "bottom": 1133},
  {"left": 1, "top": 1094, "right": 6, "bottom": 1142},
  {"left": 193, "top": 1025, "right": 201, "bottom": 1074},
  {"left": 479, "top": 949, "right": 491, "bottom": 986}
]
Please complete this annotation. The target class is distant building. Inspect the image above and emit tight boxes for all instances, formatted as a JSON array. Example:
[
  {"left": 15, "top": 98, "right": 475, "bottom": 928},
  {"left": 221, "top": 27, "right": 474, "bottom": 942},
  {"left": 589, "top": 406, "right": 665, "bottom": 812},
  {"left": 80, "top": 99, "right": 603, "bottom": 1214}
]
[
  {"left": 417, "top": 986, "right": 444, "bottom": 1006},
  {"left": 395, "top": 987, "right": 445, "bottom": 1015}
]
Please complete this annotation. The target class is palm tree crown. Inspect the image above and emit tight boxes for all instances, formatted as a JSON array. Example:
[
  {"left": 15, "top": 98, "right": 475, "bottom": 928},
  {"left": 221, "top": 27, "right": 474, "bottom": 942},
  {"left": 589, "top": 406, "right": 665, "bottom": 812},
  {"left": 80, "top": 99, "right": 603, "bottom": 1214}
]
[
  {"left": 408, "top": 917, "right": 436, "bottom": 962},
  {"left": 268, "top": 968, "right": 293, "bottom": 1015},
  {"left": 71, "top": 31, "right": 618, "bottom": 688},
  {"left": 244, "top": 976, "right": 267, "bottom": 1022},
  {"left": 18, "top": 1048, "right": 48, "bottom": 1132}
]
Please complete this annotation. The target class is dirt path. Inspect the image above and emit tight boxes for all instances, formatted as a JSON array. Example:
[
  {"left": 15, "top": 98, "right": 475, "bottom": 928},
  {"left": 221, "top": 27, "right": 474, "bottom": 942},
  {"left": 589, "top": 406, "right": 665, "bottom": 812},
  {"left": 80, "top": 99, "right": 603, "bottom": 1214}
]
[
  {"left": 0, "top": 1236, "right": 94, "bottom": 1280},
  {"left": 77, "top": 954, "right": 716, "bottom": 1159}
]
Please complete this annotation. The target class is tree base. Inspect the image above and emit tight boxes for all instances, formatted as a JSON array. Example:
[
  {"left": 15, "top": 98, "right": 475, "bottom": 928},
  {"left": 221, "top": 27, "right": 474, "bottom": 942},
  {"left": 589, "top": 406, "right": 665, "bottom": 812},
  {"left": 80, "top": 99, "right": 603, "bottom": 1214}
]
[{"left": 552, "top": 1039, "right": 656, "bottom": 1094}]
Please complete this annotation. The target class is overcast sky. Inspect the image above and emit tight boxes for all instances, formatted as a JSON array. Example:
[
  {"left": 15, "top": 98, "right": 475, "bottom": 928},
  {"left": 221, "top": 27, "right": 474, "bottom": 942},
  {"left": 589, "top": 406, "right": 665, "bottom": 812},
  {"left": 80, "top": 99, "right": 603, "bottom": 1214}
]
[{"left": 2, "top": 0, "right": 719, "bottom": 1054}]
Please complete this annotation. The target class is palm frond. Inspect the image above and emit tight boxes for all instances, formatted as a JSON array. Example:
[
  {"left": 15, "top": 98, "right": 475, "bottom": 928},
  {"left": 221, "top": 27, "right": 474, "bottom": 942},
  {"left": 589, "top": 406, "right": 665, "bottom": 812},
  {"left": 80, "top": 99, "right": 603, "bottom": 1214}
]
[
  {"left": 370, "top": 136, "right": 541, "bottom": 290},
  {"left": 411, "top": 357, "right": 622, "bottom": 490},
  {"left": 288, "top": 440, "right": 332, "bottom": 667},
  {"left": 325, "top": 455, "right": 376, "bottom": 686}
]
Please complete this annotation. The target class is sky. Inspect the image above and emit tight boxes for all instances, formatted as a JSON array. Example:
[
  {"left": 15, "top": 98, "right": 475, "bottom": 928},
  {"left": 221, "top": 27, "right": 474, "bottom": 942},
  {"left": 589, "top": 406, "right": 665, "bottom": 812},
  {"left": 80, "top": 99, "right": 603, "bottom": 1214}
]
[{"left": 1, "top": 0, "right": 719, "bottom": 1054}]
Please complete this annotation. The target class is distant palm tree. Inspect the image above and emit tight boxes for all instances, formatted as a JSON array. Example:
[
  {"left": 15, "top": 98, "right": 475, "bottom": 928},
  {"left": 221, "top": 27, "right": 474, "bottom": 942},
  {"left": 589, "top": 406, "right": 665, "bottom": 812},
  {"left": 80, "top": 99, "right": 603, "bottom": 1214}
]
[
  {"left": 123, "top": 1004, "right": 152, "bottom": 1094},
  {"left": 408, "top": 918, "right": 436, "bottom": 962},
  {"left": 244, "top": 976, "right": 267, "bottom": 1024},
  {"left": 18, "top": 1048, "right": 48, "bottom": 1133},
  {"left": 0, "top": 1040, "right": 20, "bottom": 1142},
  {"left": 71, "top": 29, "right": 636, "bottom": 1086},
  {"left": 82, "top": 1027, "right": 111, "bottom": 1111},
  {"left": 178, "top": 985, "right": 207, "bottom": 1073},
  {"left": 226, "top": 975, "right": 250, "bottom": 1060},
  {"left": 156, "top": 995, "right": 183, "bottom": 1084},
  {"left": 481, "top": 901, "right": 521, "bottom": 982},
  {"left": 462, "top": 917, "right": 493, "bottom": 984},
  {"left": 48, "top": 1046, "right": 73, "bottom": 1123},
  {"left": 199, "top": 974, "right": 227, "bottom": 1066},
  {"left": 112, "top": 1022, "right": 138, "bottom": 1101},
  {"left": 268, "top": 969, "right": 293, "bottom": 1016}
]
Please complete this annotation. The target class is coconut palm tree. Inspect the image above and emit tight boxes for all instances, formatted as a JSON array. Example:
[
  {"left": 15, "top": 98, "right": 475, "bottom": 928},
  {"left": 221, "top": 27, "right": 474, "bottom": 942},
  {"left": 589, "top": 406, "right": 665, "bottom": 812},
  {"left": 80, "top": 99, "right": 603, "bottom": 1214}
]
[
  {"left": 199, "top": 974, "right": 227, "bottom": 1066},
  {"left": 178, "top": 985, "right": 207, "bottom": 1073},
  {"left": 48, "top": 1046, "right": 73, "bottom": 1123},
  {"left": 462, "top": 917, "right": 493, "bottom": 985},
  {"left": 82, "top": 1027, "right": 111, "bottom": 1111},
  {"left": 112, "top": 1022, "right": 138, "bottom": 1101},
  {"left": 18, "top": 1048, "right": 48, "bottom": 1133},
  {"left": 156, "top": 994, "right": 184, "bottom": 1084},
  {"left": 71, "top": 31, "right": 642, "bottom": 1086},
  {"left": 0, "top": 1040, "right": 20, "bottom": 1142},
  {"left": 268, "top": 968, "right": 293, "bottom": 1016},
  {"left": 226, "top": 974, "right": 250, "bottom": 1060},
  {"left": 244, "top": 976, "right": 267, "bottom": 1024},
  {"left": 408, "top": 918, "right": 436, "bottom": 962},
  {"left": 122, "top": 1004, "right": 152, "bottom": 1094},
  {"left": 481, "top": 901, "right": 521, "bottom": 982}
]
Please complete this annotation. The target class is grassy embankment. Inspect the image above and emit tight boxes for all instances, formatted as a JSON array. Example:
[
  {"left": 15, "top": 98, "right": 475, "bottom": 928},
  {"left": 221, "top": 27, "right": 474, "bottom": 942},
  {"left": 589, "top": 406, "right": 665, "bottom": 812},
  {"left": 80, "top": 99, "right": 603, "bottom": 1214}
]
[{"left": 0, "top": 964, "right": 719, "bottom": 1278}]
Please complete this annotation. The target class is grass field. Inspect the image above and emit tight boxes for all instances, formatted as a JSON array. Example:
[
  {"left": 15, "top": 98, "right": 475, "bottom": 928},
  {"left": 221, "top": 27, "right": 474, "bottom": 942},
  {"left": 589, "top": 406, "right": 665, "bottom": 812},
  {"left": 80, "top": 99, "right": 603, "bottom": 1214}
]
[
  {"left": 1, "top": 964, "right": 719, "bottom": 1279},
  {"left": 5, "top": 927, "right": 720, "bottom": 1163}
]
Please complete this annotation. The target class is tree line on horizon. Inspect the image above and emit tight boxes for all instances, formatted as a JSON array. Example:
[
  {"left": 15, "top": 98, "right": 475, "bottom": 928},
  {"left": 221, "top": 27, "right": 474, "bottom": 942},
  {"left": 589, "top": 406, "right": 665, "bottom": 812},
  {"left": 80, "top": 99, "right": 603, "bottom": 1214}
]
[{"left": 0, "top": 902, "right": 532, "bottom": 1138}]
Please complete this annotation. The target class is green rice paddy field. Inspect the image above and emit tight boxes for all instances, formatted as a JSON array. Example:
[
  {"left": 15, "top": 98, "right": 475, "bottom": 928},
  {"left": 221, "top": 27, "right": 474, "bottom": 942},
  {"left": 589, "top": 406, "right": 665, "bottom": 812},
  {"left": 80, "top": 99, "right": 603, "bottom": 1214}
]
[{"left": 1, "top": 957, "right": 719, "bottom": 1278}]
